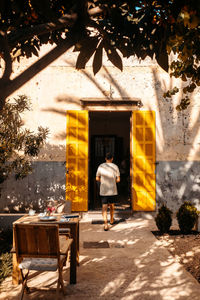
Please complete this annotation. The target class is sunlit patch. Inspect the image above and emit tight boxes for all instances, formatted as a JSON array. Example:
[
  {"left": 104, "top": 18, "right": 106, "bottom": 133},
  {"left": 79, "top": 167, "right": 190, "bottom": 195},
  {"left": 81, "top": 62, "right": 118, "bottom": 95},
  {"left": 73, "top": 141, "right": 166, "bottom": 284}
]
[
  {"left": 81, "top": 256, "right": 107, "bottom": 267},
  {"left": 126, "top": 239, "right": 140, "bottom": 246},
  {"left": 100, "top": 273, "right": 126, "bottom": 296},
  {"left": 125, "top": 273, "right": 148, "bottom": 292}
]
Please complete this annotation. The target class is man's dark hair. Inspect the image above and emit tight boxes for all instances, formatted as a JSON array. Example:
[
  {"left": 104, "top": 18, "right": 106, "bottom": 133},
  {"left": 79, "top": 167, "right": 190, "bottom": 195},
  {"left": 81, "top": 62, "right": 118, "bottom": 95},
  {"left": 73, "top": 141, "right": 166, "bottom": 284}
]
[{"left": 105, "top": 152, "right": 113, "bottom": 160}]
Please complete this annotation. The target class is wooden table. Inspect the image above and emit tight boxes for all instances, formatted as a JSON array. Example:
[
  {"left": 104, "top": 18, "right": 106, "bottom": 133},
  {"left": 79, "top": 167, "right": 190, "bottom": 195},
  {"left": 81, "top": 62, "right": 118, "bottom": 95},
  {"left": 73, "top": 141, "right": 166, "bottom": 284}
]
[{"left": 12, "top": 214, "right": 79, "bottom": 285}]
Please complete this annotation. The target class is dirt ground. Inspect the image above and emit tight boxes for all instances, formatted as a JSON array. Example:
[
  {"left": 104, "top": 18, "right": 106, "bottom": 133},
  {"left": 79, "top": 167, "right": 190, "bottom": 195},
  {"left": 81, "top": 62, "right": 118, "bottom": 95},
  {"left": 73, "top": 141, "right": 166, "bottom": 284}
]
[
  {"left": 153, "top": 229, "right": 200, "bottom": 284},
  {"left": 2, "top": 218, "right": 200, "bottom": 300}
]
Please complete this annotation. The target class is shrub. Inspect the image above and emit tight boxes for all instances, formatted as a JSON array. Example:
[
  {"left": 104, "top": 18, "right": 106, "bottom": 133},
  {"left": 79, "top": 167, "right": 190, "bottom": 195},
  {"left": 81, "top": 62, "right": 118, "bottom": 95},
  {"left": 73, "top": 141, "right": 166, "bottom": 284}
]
[
  {"left": 0, "top": 252, "right": 12, "bottom": 284},
  {"left": 176, "top": 201, "right": 198, "bottom": 234},
  {"left": 0, "top": 229, "right": 13, "bottom": 284},
  {"left": 0, "top": 95, "right": 49, "bottom": 187},
  {"left": 155, "top": 204, "right": 172, "bottom": 233}
]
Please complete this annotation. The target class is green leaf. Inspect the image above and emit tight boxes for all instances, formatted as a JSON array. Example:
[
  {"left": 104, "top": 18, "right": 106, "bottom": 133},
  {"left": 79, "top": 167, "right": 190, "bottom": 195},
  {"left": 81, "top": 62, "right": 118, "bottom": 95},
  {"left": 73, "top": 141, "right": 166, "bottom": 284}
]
[
  {"left": 181, "top": 74, "right": 187, "bottom": 81},
  {"left": 31, "top": 46, "right": 39, "bottom": 57},
  {"left": 104, "top": 42, "right": 123, "bottom": 71},
  {"left": 31, "top": 0, "right": 56, "bottom": 20},
  {"left": 93, "top": 41, "right": 103, "bottom": 75},
  {"left": 156, "top": 50, "right": 169, "bottom": 73},
  {"left": 76, "top": 37, "right": 99, "bottom": 70}
]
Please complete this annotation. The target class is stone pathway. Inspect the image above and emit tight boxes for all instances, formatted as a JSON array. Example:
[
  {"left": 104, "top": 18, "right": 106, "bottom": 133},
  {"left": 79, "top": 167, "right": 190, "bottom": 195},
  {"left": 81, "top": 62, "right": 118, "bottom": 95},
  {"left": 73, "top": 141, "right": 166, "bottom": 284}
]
[{"left": 1, "top": 214, "right": 200, "bottom": 299}]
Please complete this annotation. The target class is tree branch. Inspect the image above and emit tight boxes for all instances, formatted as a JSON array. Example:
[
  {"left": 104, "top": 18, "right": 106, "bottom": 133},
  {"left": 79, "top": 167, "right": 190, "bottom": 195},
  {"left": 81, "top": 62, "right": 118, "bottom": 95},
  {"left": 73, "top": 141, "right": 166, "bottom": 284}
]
[
  {"left": 8, "top": 5, "right": 105, "bottom": 49},
  {"left": 0, "top": 31, "right": 12, "bottom": 81},
  {"left": 8, "top": 13, "right": 78, "bottom": 48},
  {"left": 0, "top": 35, "right": 78, "bottom": 110}
]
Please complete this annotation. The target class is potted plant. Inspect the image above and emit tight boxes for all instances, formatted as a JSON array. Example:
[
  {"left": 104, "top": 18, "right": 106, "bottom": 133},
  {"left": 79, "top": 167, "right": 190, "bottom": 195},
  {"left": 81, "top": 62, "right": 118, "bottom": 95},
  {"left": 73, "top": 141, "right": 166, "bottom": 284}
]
[
  {"left": 155, "top": 204, "right": 172, "bottom": 233},
  {"left": 176, "top": 201, "right": 198, "bottom": 234}
]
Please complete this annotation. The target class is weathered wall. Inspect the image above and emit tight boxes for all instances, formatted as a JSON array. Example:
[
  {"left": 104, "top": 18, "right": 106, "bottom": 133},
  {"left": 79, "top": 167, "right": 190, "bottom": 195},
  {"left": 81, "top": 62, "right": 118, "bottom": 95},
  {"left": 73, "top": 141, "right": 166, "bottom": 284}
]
[
  {"left": 0, "top": 162, "right": 66, "bottom": 212},
  {"left": 156, "top": 162, "right": 200, "bottom": 212},
  {"left": 0, "top": 45, "right": 200, "bottom": 212}
]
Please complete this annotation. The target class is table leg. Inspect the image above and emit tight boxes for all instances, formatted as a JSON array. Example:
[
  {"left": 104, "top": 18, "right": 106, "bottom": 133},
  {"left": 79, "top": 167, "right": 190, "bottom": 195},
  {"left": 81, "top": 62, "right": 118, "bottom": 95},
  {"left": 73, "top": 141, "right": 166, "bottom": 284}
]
[
  {"left": 70, "top": 224, "right": 78, "bottom": 284},
  {"left": 12, "top": 227, "right": 21, "bottom": 285},
  {"left": 77, "top": 222, "right": 79, "bottom": 265}
]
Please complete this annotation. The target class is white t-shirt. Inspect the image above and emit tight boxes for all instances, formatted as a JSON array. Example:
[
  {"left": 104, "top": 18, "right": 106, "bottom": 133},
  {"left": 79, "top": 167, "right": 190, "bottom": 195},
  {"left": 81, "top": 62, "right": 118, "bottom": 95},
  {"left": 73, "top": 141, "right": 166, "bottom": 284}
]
[{"left": 96, "top": 162, "right": 120, "bottom": 196}]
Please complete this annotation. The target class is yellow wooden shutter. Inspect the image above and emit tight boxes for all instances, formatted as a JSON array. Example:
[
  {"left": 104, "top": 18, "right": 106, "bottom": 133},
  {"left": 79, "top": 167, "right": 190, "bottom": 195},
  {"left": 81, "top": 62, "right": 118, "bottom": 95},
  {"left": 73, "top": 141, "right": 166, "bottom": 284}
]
[
  {"left": 66, "top": 111, "right": 88, "bottom": 212},
  {"left": 132, "top": 111, "right": 156, "bottom": 211}
]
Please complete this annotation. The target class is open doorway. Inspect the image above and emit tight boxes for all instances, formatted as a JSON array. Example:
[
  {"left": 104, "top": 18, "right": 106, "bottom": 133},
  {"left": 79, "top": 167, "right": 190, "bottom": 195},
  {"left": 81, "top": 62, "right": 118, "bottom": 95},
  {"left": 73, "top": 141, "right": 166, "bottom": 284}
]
[{"left": 89, "top": 111, "right": 131, "bottom": 210}]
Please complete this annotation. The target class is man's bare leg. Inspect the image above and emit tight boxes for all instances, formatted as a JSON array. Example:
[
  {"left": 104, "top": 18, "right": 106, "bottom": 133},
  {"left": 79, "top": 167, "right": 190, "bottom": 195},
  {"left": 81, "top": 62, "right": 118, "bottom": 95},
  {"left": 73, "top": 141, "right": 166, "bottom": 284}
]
[
  {"left": 109, "top": 203, "right": 114, "bottom": 224},
  {"left": 102, "top": 204, "right": 108, "bottom": 230}
]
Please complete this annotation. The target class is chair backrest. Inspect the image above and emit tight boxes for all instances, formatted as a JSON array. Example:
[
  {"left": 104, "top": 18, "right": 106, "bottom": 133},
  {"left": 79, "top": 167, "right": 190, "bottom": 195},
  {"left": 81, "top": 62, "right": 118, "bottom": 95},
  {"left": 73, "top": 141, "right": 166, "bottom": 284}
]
[{"left": 14, "top": 223, "right": 60, "bottom": 259}]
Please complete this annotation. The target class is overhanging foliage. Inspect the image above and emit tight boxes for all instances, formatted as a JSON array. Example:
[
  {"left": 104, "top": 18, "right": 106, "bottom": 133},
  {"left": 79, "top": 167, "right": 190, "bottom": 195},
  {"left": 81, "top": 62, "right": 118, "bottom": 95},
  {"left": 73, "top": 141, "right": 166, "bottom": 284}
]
[{"left": 0, "top": 0, "right": 200, "bottom": 110}]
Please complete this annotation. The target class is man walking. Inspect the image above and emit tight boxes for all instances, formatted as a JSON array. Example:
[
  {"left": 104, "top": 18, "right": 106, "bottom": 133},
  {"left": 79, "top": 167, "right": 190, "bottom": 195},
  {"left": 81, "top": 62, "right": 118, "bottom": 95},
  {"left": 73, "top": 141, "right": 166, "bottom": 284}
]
[{"left": 96, "top": 152, "right": 120, "bottom": 231}]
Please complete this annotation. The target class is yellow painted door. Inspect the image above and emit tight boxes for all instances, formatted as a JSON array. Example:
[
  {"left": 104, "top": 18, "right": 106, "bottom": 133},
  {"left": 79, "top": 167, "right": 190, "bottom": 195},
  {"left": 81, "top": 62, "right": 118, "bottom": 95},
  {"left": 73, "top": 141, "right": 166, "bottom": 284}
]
[
  {"left": 132, "top": 111, "right": 156, "bottom": 211},
  {"left": 66, "top": 111, "right": 88, "bottom": 212}
]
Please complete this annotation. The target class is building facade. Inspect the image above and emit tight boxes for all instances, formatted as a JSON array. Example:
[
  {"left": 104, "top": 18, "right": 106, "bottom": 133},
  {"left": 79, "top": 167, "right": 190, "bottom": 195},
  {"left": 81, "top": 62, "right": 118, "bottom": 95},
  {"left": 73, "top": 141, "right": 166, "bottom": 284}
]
[{"left": 0, "top": 46, "right": 200, "bottom": 213}]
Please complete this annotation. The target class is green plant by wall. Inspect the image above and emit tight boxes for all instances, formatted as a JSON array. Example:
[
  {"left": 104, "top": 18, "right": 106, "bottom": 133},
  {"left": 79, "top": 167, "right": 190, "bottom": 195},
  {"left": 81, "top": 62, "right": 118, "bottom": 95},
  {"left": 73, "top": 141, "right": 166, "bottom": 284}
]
[
  {"left": 0, "top": 95, "right": 49, "bottom": 187},
  {"left": 0, "top": 229, "right": 13, "bottom": 284},
  {"left": 155, "top": 204, "right": 172, "bottom": 233},
  {"left": 176, "top": 201, "right": 198, "bottom": 234}
]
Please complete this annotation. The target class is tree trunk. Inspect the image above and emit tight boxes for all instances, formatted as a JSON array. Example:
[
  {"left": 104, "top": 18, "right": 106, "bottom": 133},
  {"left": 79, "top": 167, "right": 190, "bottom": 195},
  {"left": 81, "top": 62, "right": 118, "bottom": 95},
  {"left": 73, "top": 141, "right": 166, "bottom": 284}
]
[{"left": 0, "top": 38, "right": 76, "bottom": 111}]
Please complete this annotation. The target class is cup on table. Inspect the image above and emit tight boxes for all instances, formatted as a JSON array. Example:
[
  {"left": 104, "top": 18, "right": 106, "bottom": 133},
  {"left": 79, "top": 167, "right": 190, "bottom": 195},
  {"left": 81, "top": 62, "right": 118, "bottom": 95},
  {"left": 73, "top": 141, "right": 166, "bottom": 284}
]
[{"left": 29, "top": 209, "right": 36, "bottom": 216}]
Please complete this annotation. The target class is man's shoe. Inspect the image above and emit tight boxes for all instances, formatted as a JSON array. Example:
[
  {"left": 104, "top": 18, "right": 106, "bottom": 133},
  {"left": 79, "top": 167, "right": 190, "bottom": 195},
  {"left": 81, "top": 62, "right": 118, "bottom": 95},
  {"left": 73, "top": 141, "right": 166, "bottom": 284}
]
[{"left": 104, "top": 223, "right": 109, "bottom": 231}]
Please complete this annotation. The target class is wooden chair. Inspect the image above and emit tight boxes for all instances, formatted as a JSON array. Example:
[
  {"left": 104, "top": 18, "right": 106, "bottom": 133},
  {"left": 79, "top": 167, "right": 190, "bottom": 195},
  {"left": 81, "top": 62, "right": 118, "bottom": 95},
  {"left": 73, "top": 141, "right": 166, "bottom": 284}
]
[
  {"left": 13, "top": 223, "right": 73, "bottom": 300},
  {"left": 59, "top": 227, "right": 71, "bottom": 237}
]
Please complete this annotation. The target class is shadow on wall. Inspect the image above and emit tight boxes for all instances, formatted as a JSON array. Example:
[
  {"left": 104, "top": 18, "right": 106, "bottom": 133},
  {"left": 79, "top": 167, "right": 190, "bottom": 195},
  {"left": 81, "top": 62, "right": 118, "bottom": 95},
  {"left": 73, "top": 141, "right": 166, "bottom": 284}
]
[
  {"left": 1, "top": 62, "right": 200, "bottom": 213},
  {"left": 0, "top": 144, "right": 67, "bottom": 213},
  {"left": 36, "top": 143, "right": 66, "bottom": 161},
  {"left": 42, "top": 67, "right": 200, "bottom": 213},
  {"left": 151, "top": 69, "right": 200, "bottom": 212},
  {"left": 156, "top": 161, "right": 200, "bottom": 212}
]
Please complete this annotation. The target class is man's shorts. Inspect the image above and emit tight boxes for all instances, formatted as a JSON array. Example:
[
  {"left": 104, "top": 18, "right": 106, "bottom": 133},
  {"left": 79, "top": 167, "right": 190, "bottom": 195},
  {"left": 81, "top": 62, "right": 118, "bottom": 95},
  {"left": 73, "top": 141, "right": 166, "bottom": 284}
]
[{"left": 101, "top": 195, "right": 116, "bottom": 205}]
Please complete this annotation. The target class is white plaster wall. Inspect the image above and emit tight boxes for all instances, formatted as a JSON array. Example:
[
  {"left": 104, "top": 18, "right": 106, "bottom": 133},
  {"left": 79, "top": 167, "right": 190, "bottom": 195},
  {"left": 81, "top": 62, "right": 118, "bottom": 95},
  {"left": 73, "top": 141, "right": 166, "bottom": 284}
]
[
  {"left": 8, "top": 44, "right": 200, "bottom": 162},
  {"left": 1, "top": 44, "right": 200, "bottom": 212}
]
